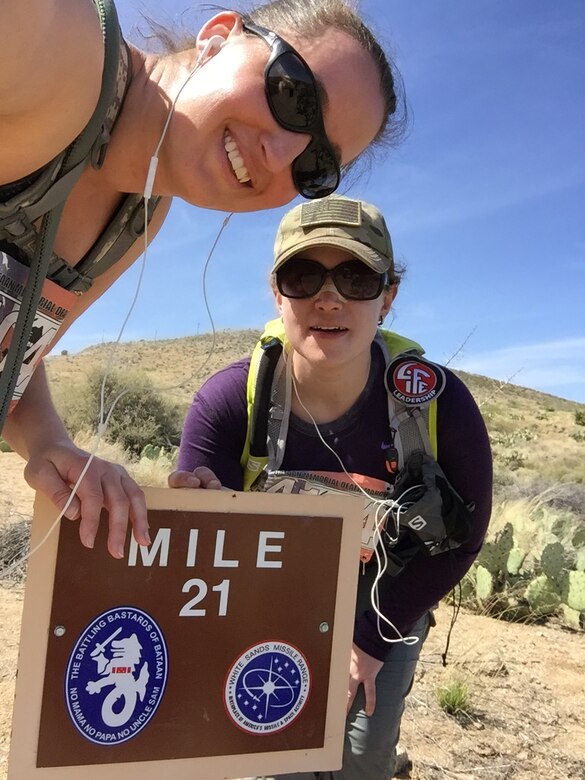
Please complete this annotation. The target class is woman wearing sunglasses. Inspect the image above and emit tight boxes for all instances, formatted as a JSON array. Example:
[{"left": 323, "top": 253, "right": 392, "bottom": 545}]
[
  {"left": 171, "top": 196, "right": 492, "bottom": 779},
  {"left": 0, "top": 0, "right": 403, "bottom": 558}
]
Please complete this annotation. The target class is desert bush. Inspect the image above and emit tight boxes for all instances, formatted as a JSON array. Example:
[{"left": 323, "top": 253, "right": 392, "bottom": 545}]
[
  {"left": 499, "top": 450, "right": 525, "bottom": 471},
  {"left": 490, "top": 417, "right": 523, "bottom": 436},
  {"left": 73, "top": 432, "right": 177, "bottom": 487},
  {"left": 545, "top": 452, "right": 585, "bottom": 485},
  {"left": 59, "top": 369, "right": 182, "bottom": 456},
  {"left": 575, "top": 410, "right": 585, "bottom": 427},
  {"left": 492, "top": 464, "right": 515, "bottom": 495},
  {"left": 0, "top": 518, "right": 31, "bottom": 582},
  {"left": 436, "top": 677, "right": 472, "bottom": 718}
]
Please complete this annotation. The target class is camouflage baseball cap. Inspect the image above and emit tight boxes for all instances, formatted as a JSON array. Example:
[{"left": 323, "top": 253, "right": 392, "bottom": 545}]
[{"left": 273, "top": 195, "right": 394, "bottom": 275}]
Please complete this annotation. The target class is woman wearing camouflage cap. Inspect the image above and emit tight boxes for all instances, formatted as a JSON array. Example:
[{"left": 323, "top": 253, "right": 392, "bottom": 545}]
[{"left": 171, "top": 195, "right": 492, "bottom": 779}]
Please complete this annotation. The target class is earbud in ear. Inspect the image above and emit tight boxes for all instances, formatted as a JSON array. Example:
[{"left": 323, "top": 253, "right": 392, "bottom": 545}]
[
  {"left": 143, "top": 35, "right": 225, "bottom": 199},
  {"left": 198, "top": 35, "right": 224, "bottom": 64}
]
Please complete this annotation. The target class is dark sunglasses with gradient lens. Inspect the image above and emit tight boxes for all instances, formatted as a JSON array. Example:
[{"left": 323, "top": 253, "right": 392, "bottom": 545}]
[
  {"left": 276, "top": 258, "right": 388, "bottom": 300},
  {"left": 243, "top": 20, "right": 341, "bottom": 199}
]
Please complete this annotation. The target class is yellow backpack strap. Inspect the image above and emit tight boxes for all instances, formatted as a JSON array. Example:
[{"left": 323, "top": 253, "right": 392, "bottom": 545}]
[{"left": 378, "top": 329, "right": 425, "bottom": 358}]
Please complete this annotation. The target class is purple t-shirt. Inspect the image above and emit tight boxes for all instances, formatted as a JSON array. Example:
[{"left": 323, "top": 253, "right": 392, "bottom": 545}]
[{"left": 178, "top": 347, "right": 492, "bottom": 660}]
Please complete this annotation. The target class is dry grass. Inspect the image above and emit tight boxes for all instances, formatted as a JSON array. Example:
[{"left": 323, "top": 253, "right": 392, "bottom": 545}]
[
  {"left": 72, "top": 432, "right": 177, "bottom": 487},
  {"left": 0, "top": 519, "right": 29, "bottom": 582}
]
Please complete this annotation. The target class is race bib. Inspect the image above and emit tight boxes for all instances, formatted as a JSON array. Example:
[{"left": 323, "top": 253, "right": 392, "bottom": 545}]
[
  {"left": 251, "top": 470, "right": 392, "bottom": 563},
  {"left": 0, "top": 249, "right": 75, "bottom": 411}
]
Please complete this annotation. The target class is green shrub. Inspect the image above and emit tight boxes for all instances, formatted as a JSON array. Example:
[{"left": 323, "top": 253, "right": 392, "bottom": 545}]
[
  {"left": 575, "top": 410, "right": 585, "bottom": 427},
  {"left": 436, "top": 678, "right": 472, "bottom": 717},
  {"left": 500, "top": 450, "right": 526, "bottom": 471},
  {"left": 59, "top": 369, "right": 182, "bottom": 456}
]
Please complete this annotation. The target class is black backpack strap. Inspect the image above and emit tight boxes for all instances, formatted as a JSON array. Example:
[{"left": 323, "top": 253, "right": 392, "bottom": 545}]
[
  {"left": 249, "top": 338, "right": 283, "bottom": 459},
  {"left": 49, "top": 193, "right": 162, "bottom": 292}
]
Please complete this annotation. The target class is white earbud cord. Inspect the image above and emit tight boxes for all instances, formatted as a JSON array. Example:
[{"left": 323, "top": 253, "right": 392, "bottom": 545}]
[{"left": 289, "top": 359, "right": 420, "bottom": 645}]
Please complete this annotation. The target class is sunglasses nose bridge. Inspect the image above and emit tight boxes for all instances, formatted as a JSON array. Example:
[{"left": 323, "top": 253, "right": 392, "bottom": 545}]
[{"left": 314, "top": 272, "right": 346, "bottom": 301}]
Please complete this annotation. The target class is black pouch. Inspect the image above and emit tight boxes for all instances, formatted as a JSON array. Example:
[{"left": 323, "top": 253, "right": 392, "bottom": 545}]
[{"left": 389, "top": 451, "right": 475, "bottom": 557}]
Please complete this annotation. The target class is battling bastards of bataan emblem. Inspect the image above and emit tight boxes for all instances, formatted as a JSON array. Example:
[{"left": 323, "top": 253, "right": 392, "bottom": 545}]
[
  {"left": 64, "top": 607, "right": 168, "bottom": 745},
  {"left": 224, "top": 641, "right": 311, "bottom": 734}
]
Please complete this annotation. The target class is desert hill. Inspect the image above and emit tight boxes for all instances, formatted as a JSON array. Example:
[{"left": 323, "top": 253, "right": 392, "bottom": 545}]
[{"left": 45, "top": 328, "right": 585, "bottom": 489}]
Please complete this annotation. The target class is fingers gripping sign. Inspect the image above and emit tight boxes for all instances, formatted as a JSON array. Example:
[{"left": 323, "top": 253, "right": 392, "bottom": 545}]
[
  {"left": 24, "top": 441, "right": 150, "bottom": 559},
  {"left": 167, "top": 466, "right": 222, "bottom": 490}
]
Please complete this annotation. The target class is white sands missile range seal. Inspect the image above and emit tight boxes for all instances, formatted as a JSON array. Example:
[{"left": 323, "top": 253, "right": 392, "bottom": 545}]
[{"left": 224, "top": 641, "right": 311, "bottom": 734}]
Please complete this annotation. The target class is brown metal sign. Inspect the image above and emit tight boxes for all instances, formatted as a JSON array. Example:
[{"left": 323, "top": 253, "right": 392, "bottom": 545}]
[{"left": 9, "top": 488, "right": 362, "bottom": 779}]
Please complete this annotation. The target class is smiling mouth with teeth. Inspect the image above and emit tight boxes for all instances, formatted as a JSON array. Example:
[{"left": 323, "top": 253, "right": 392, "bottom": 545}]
[
  {"left": 311, "top": 326, "right": 348, "bottom": 332},
  {"left": 224, "top": 131, "right": 251, "bottom": 184}
]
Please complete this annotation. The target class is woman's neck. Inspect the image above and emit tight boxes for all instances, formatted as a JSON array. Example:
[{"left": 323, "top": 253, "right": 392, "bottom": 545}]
[
  {"left": 97, "top": 47, "right": 187, "bottom": 194},
  {"left": 290, "top": 350, "right": 372, "bottom": 424}
]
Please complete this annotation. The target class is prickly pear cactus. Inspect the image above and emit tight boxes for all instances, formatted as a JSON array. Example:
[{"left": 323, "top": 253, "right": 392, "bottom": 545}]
[
  {"left": 541, "top": 541, "right": 566, "bottom": 582},
  {"left": 572, "top": 527, "right": 585, "bottom": 551},
  {"left": 458, "top": 571, "right": 476, "bottom": 601},
  {"left": 141, "top": 444, "right": 161, "bottom": 460},
  {"left": 507, "top": 547, "right": 526, "bottom": 576},
  {"left": 478, "top": 543, "right": 502, "bottom": 575},
  {"left": 476, "top": 565, "right": 494, "bottom": 601},
  {"left": 562, "top": 570, "right": 585, "bottom": 612},
  {"left": 525, "top": 575, "right": 561, "bottom": 616},
  {"left": 478, "top": 523, "right": 514, "bottom": 575},
  {"left": 576, "top": 549, "right": 585, "bottom": 573},
  {"left": 560, "top": 604, "right": 584, "bottom": 631}
]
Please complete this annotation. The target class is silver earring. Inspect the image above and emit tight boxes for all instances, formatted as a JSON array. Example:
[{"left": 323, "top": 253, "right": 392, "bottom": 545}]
[{"left": 378, "top": 316, "right": 384, "bottom": 326}]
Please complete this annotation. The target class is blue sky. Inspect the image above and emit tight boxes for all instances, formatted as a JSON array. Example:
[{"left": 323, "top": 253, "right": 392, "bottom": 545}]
[{"left": 54, "top": 1, "right": 585, "bottom": 403}]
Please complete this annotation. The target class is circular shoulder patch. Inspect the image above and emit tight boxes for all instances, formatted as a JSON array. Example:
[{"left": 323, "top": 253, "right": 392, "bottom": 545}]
[
  {"left": 385, "top": 355, "right": 446, "bottom": 406},
  {"left": 64, "top": 607, "right": 168, "bottom": 745},
  {"left": 224, "top": 641, "right": 310, "bottom": 734}
]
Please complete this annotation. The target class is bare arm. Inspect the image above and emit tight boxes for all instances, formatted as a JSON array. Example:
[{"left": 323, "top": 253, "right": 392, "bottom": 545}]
[{"left": 0, "top": 0, "right": 104, "bottom": 181}]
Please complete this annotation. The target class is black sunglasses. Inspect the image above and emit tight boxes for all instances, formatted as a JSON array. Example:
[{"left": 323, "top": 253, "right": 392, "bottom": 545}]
[
  {"left": 276, "top": 258, "right": 388, "bottom": 300},
  {"left": 243, "top": 20, "right": 341, "bottom": 199}
]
